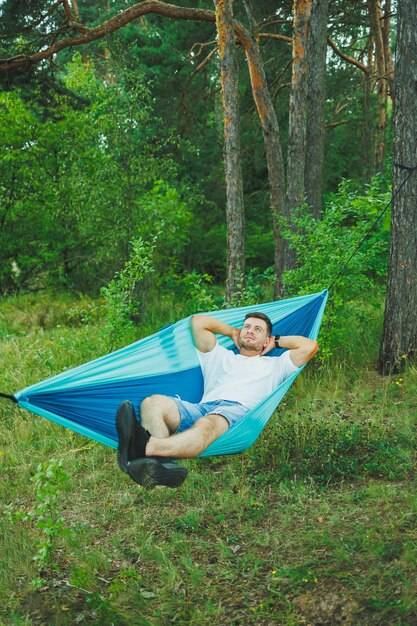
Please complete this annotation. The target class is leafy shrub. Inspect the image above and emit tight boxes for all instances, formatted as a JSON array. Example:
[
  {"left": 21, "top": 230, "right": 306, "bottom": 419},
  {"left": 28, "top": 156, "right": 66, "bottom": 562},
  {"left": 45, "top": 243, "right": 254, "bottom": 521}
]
[
  {"left": 7, "top": 458, "right": 72, "bottom": 588},
  {"left": 252, "top": 411, "right": 414, "bottom": 486},
  {"left": 174, "top": 271, "right": 217, "bottom": 315},
  {"left": 227, "top": 266, "right": 275, "bottom": 308},
  {"left": 100, "top": 232, "right": 159, "bottom": 350},
  {"left": 281, "top": 176, "right": 391, "bottom": 360}
]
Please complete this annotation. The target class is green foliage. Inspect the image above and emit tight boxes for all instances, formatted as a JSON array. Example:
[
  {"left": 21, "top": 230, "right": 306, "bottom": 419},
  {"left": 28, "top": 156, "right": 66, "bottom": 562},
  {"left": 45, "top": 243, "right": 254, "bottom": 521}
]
[
  {"left": 8, "top": 458, "right": 72, "bottom": 588},
  {"left": 174, "top": 271, "right": 217, "bottom": 315},
  {"left": 100, "top": 231, "right": 160, "bottom": 350},
  {"left": 228, "top": 267, "right": 275, "bottom": 308},
  {"left": 268, "top": 415, "right": 413, "bottom": 485},
  {"left": 137, "top": 180, "right": 193, "bottom": 280},
  {"left": 282, "top": 177, "right": 391, "bottom": 360},
  {"left": 0, "top": 57, "right": 191, "bottom": 295}
]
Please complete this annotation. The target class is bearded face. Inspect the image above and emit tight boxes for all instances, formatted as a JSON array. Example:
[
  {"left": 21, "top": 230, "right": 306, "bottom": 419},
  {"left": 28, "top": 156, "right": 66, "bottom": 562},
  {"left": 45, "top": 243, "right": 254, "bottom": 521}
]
[{"left": 238, "top": 318, "right": 269, "bottom": 353}]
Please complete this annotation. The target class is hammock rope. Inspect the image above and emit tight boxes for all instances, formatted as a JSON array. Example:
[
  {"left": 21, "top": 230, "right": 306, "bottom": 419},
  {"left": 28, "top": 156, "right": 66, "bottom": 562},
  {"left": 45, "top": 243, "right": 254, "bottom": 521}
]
[
  {"left": 328, "top": 162, "right": 417, "bottom": 291},
  {"left": 0, "top": 392, "right": 17, "bottom": 403}
]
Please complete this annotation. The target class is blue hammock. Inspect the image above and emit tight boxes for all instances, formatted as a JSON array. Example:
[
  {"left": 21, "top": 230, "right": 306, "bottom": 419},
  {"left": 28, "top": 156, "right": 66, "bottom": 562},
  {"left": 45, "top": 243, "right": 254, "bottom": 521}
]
[{"left": 14, "top": 289, "right": 328, "bottom": 457}]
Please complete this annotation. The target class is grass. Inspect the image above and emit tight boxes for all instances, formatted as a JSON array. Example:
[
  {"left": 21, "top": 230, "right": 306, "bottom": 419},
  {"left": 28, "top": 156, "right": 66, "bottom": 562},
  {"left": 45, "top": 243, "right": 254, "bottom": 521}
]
[{"left": 0, "top": 292, "right": 416, "bottom": 625}]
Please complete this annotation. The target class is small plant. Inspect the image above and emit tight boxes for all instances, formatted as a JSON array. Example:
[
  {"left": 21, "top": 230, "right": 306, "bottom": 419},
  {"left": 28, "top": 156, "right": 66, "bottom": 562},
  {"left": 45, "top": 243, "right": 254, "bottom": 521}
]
[
  {"left": 227, "top": 267, "right": 275, "bottom": 308},
  {"left": 100, "top": 230, "right": 160, "bottom": 350},
  {"left": 12, "top": 458, "right": 72, "bottom": 588},
  {"left": 177, "top": 271, "right": 216, "bottom": 314}
]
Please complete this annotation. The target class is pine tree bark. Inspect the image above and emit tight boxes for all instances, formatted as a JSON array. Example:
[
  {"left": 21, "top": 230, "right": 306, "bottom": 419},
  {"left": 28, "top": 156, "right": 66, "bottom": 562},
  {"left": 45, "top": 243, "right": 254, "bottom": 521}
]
[
  {"left": 362, "top": 41, "right": 376, "bottom": 180},
  {"left": 379, "top": 0, "right": 417, "bottom": 374},
  {"left": 381, "top": 0, "right": 394, "bottom": 106},
  {"left": 285, "top": 0, "right": 312, "bottom": 271},
  {"left": 214, "top": 0, "right": 245, "bottom": 304},
  {"left": 242, "top": 1, "right": 286, "bottom": 298},
  {"left": 305, "top": 0, "right": 328, "bottom": 217},
  {"left": 368, "top": 0, "right": 389, "bottom": 171}
]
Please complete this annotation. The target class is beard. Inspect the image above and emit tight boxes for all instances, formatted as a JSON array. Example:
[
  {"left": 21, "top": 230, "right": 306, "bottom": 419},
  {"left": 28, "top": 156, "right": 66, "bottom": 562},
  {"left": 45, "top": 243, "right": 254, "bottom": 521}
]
[{"left": 238, "top": 335, "right": 265, "bottom": 352}]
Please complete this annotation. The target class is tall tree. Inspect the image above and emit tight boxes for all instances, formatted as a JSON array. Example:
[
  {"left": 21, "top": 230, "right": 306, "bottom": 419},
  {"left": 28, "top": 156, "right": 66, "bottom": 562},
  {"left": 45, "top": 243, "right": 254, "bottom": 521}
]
[
  {"left": 379, "top": 0, "right": 417, "bottom": 374},
  {"left": 241, "top": 0, "right": 287, "bottom": 297},
  {"left": 305, "top": 0, "right": 329, "bottom": 216},
  {"left": 367, "top": 0, "right": 393, "bottom": 172},
  {"left": 285, "top": 0, "right": 312, "bottom": 271},
  {"left": 214, "top": 0, "right": 245, "bottom": 303}
]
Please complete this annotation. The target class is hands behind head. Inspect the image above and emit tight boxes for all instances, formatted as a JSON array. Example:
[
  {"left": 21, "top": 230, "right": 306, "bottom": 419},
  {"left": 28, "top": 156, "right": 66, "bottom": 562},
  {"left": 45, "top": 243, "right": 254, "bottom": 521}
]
[
  {"left": 260, "top": 336, "right": 275, "bottom": 356},
  {"left": 231, "top": 327, "right": 241, "bottom": 349}
]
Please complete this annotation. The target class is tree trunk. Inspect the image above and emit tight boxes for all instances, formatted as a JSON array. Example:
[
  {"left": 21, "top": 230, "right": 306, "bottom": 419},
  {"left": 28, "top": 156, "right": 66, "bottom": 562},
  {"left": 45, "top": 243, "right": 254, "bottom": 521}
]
[
  {"left": 367, "top": 0, "right": 388, "bottom": 171},
  {"left": 214, "top": 0, "right": 245, "bottom": 304},
  {"left": 71, "top": 0, "right": 79, "bottom": 18},
  {"left": 381, "top": 0, "right": 394, "bottom": 107},
  {"left": 361, "top": 41, "right": 376, "bottom": 180},
  {"left": 285, "top": 0, "right": 312, "bottom": 271},
  {"left": 305, "top": 0, "right": 329, "bottom": 217},
  {"left": 242, "top": 1, "right": 286, "bottom": 298},
  {"left": 379, "top": 0, "right": 417, "bottom": 374}
]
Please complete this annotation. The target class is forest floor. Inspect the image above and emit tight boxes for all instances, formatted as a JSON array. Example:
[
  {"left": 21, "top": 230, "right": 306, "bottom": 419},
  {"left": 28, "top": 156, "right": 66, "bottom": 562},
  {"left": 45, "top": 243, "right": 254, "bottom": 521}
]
[{"left": 1, "top": 294, "right": 416, "bottom": 626}]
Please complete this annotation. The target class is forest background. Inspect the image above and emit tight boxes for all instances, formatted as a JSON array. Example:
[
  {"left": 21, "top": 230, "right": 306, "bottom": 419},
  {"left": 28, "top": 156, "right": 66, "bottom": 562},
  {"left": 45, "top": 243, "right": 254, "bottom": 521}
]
[{"left": 1, "top": 1, "right": 417, "bottom": 625}]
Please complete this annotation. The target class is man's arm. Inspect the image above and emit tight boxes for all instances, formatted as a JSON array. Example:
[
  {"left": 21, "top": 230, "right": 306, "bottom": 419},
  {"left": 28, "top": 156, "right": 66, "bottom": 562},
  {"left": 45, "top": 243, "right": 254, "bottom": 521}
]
[
  {"left": 262, "top": 335, "right": 319, "bottom": 367},
  {"left": 190, "top": 315, "right": 240, "bottom": 353}
]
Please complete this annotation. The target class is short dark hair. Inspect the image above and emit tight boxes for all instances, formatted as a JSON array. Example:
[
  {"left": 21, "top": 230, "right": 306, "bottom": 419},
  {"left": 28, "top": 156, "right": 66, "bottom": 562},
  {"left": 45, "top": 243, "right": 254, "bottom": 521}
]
[{"left": 244, "top": 311, "right": 272, "bottom": 336}]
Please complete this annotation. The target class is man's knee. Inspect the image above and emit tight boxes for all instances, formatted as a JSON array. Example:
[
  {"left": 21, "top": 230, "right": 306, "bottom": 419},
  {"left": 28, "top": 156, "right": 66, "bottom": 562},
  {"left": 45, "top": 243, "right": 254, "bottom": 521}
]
[
  {"left": 140, "top": 395, "right": 179, "bottom": 433},
  {"left": 194, "top": 414, "right": 229, "bottom": 439},
  {"left": 140, "top": 395, "right": 164, "bottom": 414},
  {"left": 140, "top": 395, "right": 165, "bottom": 424}
]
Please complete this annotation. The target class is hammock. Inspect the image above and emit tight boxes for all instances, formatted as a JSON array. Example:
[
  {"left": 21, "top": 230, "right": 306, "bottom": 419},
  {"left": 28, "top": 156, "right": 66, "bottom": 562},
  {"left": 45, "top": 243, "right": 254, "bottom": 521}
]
[{"left": 13, "top": 289, "right": 328, "bottom": 457}]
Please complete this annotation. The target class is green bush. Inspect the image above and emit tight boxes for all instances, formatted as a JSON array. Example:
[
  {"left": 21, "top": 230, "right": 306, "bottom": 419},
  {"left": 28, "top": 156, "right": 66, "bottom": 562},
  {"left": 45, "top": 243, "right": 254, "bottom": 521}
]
[
  {"left": 281, "top": 176, "right": 391, "bottom": 360},
  {"left": 100, "top": 232, "right": 159, "bottom": 350}
]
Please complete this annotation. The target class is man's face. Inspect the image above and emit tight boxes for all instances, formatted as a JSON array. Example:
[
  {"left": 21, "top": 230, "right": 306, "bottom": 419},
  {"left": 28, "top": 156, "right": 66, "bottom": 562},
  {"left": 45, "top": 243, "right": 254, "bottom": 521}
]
[{"left": 238, "top": 317, "right": 269, "bottom": 352}]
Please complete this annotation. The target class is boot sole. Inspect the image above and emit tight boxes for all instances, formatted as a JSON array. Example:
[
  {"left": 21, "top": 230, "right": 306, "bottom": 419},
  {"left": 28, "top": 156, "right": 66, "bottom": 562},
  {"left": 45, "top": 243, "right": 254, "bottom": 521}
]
[{"left": 128, "top": 458, "right": 187, "bottom": 489}]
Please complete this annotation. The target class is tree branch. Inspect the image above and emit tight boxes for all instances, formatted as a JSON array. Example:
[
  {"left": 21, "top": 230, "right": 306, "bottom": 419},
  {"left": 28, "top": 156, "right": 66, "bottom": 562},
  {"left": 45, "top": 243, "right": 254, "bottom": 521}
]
[
  {"left": 62, "top": 0, "right": 75, "bottom": 22},
  {"left": 189, "top": 39, "right": 217, "bottom": 59},
  {"left": 327, "top": 36, "right": 369, "bottom": 74},
  {"left": 0, "top": 1, "right": 217, "bottom": 74},
  {"left": 259, "top": 33, "right": 292, "bottom": 44},
  {"left": 190, "top": 46, "right": 217, "bottom": 77},
  {"left": 1, "top": 2, "right": 373, "bottom": 81},
  {"left": 15, "top": 0, "right": 66, "bottom": 32},
  {"left": 181, "top": 42, "right": 217, "bottom": 129},
  {"left": 325, "top": 120, "right": 349, "bottom": 128}
]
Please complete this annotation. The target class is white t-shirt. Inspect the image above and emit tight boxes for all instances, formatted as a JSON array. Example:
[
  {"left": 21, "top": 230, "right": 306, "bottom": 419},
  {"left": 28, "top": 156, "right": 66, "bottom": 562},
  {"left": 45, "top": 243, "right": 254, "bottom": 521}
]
[{"left": 197, "top": 342, "right": 299, "bottom": 409}]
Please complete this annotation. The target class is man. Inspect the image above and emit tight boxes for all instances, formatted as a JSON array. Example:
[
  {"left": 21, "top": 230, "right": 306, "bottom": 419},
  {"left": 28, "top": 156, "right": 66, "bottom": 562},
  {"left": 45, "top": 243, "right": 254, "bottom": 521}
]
[{"left": 116, "top": 311, "right": 318, "bottom": 489}]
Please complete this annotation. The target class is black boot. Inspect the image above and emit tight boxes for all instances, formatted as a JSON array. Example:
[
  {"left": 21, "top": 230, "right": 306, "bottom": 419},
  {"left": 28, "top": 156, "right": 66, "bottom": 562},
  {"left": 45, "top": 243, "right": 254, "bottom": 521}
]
[
  {"left": 115, "top": 400, "right": 150, "bottom": 473},
  {"left": 127, "top": 457, "right": 188, "bottom": 489}
]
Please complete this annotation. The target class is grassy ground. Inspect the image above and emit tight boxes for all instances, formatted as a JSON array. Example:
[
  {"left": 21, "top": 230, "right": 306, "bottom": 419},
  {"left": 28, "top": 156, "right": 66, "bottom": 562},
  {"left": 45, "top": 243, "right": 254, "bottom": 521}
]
[{"left": 0, "top": 294, "right": 416, "bottom": 625}]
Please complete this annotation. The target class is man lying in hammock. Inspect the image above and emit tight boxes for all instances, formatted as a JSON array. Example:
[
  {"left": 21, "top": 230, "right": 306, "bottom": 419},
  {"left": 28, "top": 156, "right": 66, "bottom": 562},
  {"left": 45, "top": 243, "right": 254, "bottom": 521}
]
[{"left": 115, "top": 312, "right": 318, "bottom": 489}]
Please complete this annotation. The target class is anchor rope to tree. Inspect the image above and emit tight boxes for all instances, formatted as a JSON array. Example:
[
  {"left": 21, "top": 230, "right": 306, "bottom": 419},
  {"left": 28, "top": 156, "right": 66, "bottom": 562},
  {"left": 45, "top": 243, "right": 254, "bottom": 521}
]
[{"left": 327, "top": 161, "right": 417, "bottom": 292}]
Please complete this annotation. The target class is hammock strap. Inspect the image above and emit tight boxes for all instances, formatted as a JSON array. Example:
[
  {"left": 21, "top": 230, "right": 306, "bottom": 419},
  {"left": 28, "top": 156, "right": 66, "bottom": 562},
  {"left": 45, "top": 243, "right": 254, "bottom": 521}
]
[
  {"left": 0, "top": 392, "right": 18, "bottom": 403},
  {"left": 328, "top": 162, "right": 417, "bottom": 291}
]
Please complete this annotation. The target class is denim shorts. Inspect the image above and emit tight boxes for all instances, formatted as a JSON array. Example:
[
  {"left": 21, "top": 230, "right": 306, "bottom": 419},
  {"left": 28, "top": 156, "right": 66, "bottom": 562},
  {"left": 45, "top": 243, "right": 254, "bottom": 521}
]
[{"left": 171, "top": 397, "right": 250, "bottom": 433}]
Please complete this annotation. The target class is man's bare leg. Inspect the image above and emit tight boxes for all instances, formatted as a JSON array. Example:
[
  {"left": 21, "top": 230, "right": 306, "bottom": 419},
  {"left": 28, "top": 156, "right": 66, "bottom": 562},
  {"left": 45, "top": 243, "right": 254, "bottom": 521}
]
[
  {"left": 123, "top": 403, "right": 229, "bottom": 488},
  {"left": 145, "top": 413, "right": 229, "bottom": 459},
  {"left": 140, "top": 394, "right": 180, "bottom": 438},
  {"left": 116, "top": 398, "right": 188, "bottom": 489}
]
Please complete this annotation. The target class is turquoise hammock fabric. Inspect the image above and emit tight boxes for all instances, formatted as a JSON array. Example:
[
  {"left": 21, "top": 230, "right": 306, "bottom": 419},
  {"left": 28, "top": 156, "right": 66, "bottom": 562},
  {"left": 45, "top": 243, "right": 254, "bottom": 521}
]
[{"left": 14, "top": 289, "right": 328, "bottom": 457}]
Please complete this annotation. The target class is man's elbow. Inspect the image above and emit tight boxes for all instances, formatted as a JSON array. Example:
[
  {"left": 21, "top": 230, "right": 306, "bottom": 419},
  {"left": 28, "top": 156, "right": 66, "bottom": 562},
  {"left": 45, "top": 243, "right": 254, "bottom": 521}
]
[
  {"left": 190, "top": 314, "right": 204, "bottom": 330},
  {"left": 308, "top": 340, "right": 319, "bottom": 360},
  {"left": 301, "top": 339, "right": 318, "bottom": 362}
]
